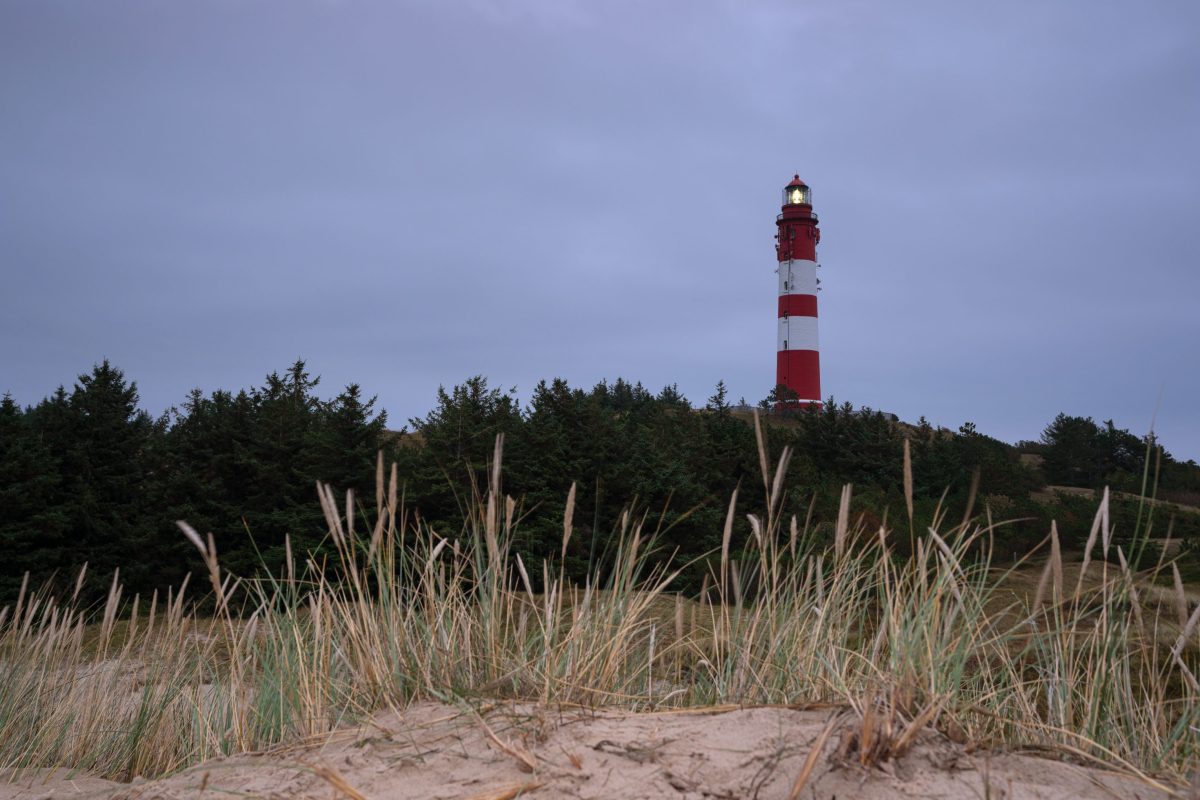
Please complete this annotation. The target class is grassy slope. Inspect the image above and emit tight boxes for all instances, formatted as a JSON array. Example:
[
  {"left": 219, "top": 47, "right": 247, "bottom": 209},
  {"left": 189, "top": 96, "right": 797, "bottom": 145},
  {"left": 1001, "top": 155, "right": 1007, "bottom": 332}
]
[{"left": 0, "top": 426, "right": 1197, "bottom": 787}]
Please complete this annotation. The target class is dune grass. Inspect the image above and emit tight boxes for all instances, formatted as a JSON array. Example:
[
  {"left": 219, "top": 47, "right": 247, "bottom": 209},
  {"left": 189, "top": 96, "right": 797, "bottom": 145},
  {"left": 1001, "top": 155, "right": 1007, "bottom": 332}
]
[{"left": 0, "top": 419, "right": 1197, "bottom": 786}]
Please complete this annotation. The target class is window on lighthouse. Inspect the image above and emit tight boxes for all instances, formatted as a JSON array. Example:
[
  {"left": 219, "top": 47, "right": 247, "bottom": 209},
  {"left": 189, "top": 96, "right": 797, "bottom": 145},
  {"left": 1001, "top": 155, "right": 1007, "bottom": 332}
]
[{"left": 784, "top": 185, "right": 811, "bottom": 206}]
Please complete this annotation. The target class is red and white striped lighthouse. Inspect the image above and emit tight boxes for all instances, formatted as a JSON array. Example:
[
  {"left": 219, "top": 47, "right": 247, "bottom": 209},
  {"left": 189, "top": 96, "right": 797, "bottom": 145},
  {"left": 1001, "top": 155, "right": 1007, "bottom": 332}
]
[{"left": 775, "top": 175, "right": 822, "bottom": 408}]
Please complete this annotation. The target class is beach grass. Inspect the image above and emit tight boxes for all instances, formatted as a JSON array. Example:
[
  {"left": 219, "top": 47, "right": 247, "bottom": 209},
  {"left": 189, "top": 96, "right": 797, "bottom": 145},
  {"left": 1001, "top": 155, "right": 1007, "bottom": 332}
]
[{"left": 0, "top": 418, "right": 1196, "bottom": 785}]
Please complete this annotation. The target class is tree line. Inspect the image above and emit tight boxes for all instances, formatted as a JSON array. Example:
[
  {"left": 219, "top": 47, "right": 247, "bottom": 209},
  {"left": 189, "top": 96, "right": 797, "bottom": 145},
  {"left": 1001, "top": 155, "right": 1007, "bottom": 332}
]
[{"left": 1, "top": 361, "right": 1197, "bottom": 604}]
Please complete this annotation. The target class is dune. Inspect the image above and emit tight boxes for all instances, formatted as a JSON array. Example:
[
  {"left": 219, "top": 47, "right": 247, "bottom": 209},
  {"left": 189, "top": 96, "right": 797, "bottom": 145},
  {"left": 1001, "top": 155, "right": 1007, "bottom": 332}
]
[{"left": 1, "top": 701, "right": 1175, "bottom": 800}]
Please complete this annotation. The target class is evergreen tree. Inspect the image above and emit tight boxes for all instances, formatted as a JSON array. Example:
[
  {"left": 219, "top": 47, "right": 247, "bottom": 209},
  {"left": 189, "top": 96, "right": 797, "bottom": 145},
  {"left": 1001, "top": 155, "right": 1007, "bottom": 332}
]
[
  {"left": 1041, "top": 413, "right": 1103, "bottom": 487},
  {"left": 705, "top": 381, "right": 730, "bottom": 414},
  {"left": 0, "top": 395, "right": 71, "bottom": 600},
  {"left": 155, "top": 388, "right": 259, "bottom": 585},
  {"left": 237, "top": 361, "right": 327, "bottom": 570},
  {"left": 3, "top": 359, "right": 1197, "bottom": 601},
  {"left": 407, "top": 376, "right": 522, "bottom": 524},
  {"left": 36, "top": 361, "right": 160, "bottom": 597},
  {"left": 314, "top": 383, "right": 388, "bottom": 496}
]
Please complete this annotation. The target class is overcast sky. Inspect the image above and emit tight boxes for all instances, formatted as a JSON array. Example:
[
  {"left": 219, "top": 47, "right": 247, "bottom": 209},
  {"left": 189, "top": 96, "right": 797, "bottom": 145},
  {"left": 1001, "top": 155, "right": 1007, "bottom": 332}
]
[{"left": 2, "top": 0, "right": 1198, "bottom": 459}]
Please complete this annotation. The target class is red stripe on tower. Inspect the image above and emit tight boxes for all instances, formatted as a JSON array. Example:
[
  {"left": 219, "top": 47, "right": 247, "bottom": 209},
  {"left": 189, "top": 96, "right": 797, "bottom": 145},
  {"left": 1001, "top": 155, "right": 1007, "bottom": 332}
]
[
  {"left": 775, "top": 174, "right": 822, "bottom": 409},
  {"left": 778, "top": 294, "right": 818, "bottom": 318}
]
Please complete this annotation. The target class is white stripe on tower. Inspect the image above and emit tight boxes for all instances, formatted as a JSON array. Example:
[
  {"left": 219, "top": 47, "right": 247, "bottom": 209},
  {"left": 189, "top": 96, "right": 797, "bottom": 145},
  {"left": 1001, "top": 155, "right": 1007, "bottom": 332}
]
[
  {"left": 777, "top": 314, "right": 819, "bottom": 351},
  {"left": 778, "top": 259, "right": 818, "bottom": 296}
]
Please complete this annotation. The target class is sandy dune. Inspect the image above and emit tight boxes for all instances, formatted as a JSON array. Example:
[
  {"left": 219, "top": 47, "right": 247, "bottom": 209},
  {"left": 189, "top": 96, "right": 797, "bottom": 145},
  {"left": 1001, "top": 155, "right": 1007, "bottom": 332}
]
[{"left": 1, "top": 702, "right": 1178, "bottom": 800}]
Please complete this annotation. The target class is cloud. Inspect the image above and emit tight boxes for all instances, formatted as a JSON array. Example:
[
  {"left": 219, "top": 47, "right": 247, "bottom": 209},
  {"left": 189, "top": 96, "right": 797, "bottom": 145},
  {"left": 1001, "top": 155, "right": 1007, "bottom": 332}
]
[{"left": 1, "top": 0, "right": 1197, "bottom": 458}]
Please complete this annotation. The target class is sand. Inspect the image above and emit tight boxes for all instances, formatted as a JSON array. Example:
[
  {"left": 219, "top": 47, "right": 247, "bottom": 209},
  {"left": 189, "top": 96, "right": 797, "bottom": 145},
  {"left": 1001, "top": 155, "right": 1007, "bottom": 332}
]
[{"left": 0, "top": 702, "right": 1178, "bottom": 800}]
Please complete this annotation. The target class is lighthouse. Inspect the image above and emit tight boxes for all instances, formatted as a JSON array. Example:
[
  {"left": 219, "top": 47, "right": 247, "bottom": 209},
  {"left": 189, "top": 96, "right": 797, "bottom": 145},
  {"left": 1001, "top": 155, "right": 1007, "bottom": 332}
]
[{"left": 775, "top": 175, "right": 822, "bottom": 408}]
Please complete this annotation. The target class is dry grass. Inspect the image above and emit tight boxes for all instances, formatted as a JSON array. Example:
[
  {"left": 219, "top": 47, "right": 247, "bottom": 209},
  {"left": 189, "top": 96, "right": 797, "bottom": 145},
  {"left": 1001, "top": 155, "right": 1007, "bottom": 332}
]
[{"left": 0, "top": 422, "right": 1197, "bottom": 787}]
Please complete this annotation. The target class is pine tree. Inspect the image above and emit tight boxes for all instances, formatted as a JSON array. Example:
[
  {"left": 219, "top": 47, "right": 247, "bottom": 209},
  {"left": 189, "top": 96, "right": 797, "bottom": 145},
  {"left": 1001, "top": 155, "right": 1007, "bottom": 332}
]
[
  {"left": 0, "top": 394, "right": 71, "bottom": 601},
  {"left": 1041, "top": 413, "right": 1103, "bottom": 487},
  {"left": 31, "top": 362, "right": 161, "bottom": 598},
  {"left": 241, "top": 360, "right": 326, "bottom": 571},
  {"left": 314, "top": 383, "right": 388, "bottom": 496},
  {"left": 407, "top": 376, "right": 522, "bottom": 525}
]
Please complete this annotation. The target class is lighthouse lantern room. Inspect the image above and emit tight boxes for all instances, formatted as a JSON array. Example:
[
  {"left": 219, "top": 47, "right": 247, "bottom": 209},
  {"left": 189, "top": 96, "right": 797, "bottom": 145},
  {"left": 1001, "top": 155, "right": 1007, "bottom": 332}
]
[{"left": 775, "top": 174, "right": 822, "bottom": 408}]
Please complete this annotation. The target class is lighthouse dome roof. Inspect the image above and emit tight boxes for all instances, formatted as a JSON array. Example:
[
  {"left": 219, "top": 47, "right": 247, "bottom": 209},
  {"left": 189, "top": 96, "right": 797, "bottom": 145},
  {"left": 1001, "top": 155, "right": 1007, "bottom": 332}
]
[{"left": 785, "top": 174, "right": 808, "bottom": 188}]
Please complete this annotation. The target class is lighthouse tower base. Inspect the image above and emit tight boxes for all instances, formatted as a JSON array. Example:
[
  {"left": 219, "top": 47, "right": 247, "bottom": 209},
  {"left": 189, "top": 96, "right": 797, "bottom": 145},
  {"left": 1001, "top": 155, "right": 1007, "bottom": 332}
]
[{"left": 776, "top": 351, "right": 821, "bottom": 406}]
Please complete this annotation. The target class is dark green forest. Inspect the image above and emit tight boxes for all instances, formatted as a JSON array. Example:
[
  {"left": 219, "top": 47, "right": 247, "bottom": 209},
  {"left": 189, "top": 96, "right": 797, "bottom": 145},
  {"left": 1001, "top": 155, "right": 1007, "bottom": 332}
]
[{"left": 2, "top": 360, "right": 1199, "bottom": 604}]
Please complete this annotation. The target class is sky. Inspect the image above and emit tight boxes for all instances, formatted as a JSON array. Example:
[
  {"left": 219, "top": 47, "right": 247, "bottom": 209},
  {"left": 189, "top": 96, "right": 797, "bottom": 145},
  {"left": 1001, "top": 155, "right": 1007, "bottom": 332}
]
[{"left": 2, "top": 0, "right": 1198, "bottom": 459}]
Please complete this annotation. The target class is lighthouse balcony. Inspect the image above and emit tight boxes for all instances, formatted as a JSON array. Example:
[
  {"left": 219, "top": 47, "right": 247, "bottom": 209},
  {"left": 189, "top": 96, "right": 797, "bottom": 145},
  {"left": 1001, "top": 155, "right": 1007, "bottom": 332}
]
[{"left": 777, "top": 212, "right": 818, "bottom": 223}]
